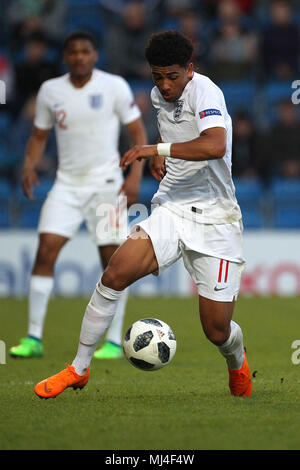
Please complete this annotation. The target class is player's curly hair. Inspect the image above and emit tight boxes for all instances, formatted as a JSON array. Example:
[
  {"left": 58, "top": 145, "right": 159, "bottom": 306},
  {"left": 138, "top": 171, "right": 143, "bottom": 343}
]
[{"left": 145, "top": 31, "right": 193, "bottom": 68}]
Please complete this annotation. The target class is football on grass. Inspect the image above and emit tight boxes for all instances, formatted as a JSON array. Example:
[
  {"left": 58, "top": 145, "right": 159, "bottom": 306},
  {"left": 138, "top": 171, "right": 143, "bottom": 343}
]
[{"left": 123, "top": 318, "right": 177, "bottom": 371}]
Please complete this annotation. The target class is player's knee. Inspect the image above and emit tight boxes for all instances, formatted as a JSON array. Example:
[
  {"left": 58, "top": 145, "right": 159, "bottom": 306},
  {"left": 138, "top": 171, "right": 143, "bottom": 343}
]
[
  {"left": 203, "top": 325, "right": 229, "bottom": 346},
  {"left": 36, "top": 240, "right": 59, "bottom": 267},
  {"left": 101, "top": 264, "right": 128, "bottom": 291}
]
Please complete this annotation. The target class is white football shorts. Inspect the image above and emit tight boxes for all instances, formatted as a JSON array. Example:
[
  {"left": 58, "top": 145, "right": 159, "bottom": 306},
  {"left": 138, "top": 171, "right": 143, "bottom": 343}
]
[
  {"left": 134, "top": 205, "right": 245, "bottom": 302},
  {"left": 38, "top": 180, "right": 128, "bottom": 246}
]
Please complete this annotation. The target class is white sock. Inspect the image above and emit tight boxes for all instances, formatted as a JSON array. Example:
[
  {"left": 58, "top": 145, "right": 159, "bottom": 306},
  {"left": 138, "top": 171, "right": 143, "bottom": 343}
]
[
  {"left": 27, "top": 275, "right": 54, "bottom": 340},
  {"left": 105, "top": 288, "right": 129, "bottom": 346},
  {"left": 72, "top": 280, "right": 124, "bottom": 375},
  {"left": 218, "top": 320, "right": 244, "bottom": 370}
]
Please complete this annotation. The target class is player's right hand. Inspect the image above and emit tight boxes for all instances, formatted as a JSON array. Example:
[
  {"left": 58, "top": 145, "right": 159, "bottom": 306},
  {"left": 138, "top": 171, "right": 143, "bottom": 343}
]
[
  {"left": 22, "top": 168, "right": 39, "bottom": 200},
  {"left": 149, "top": 155, "right": 166, "bottom": 181}
]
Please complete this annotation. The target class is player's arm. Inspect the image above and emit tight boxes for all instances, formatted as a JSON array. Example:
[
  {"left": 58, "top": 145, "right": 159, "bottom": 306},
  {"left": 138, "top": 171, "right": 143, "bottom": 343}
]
[
  {"left": 120, "top": 127, "right": 226, "bottom": 170},
  {"left": 149, "top": 137, "right": 165, "bottom": 181},
  {"left": 22, "top": 127, "right": 50, "bottom": 199},
  {"left": 167, "top": 127, "right": 226, "bottom": 161},
  {"left": 125, "top": 117, "right": 147, "bottom": 179},
  {"left": 119, "top": 117, "right": 147, "bottom": 206}
]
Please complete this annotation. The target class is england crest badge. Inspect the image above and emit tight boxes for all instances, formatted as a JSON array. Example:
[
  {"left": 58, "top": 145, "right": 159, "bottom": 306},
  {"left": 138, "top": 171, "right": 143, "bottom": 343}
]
[
  {"left": 89, "top": 94, "right": 102, "bottom": 109},
  {"left": 174, "top": 100, "right": 184, "bottom": 122}
]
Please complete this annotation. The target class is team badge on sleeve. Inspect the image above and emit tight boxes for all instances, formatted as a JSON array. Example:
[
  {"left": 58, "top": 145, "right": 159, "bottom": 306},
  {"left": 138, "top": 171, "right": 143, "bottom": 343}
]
[
  {"left": 199, "top": 109, "right": 222, "bottom": 119},
  {"left": 89, "top": 94, "right": 102, "bottom": 109}
]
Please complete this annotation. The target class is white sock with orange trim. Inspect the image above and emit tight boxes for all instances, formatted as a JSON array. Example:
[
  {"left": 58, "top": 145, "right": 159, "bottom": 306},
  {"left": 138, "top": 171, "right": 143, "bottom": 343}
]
[
  {"left": 72, "top": 280, "right": 124, "bottom": 375},
  {"left": 218, "top": 320, "right": 244, "bottom": 370}
]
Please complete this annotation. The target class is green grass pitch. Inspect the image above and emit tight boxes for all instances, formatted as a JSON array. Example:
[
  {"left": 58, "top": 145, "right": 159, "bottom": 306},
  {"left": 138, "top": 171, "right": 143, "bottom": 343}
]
[{"left": 1, "top": 296, "right": 300, "bottom": 450}]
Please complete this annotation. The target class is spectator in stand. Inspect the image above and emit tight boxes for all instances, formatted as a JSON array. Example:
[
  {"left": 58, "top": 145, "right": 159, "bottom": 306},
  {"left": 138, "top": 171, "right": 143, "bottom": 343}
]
[
  {"left": 269, "top": 100, "right": 300, "bottom": 178},
  {"left": 105, "top": 1, "right": 152, "bottom": 80},
  {"left": 0, "top": 52, "right": 14, "bottom": 104},
  {"left": 255, "top": 100, "right": 300, "bottom": 181},
  {"left": 178, "top": 10, "right": 209, "bottom": 74},
  {"left": 210, "top": 0, "right": 257, "bottom": 80},
  {"left": 232, "top": 111, "right": 259, "bottom": 179},
  {"left": 7, "top": 0, "right": 66, "bottom": 51},
  {"left": 261, "top": 0, "right": 299, "bottom": 80},
  {"left": 202, "top": 0, "right": 255, "bottom": 18},
  {"left": 99, "top": 0, "right": 163, "bottom": 15},
  {"left": 14, "top": 32, "right": 59, "bottom": 113},
  {"left": 163, "top": 0, "right": 197, "bottom": 28}
]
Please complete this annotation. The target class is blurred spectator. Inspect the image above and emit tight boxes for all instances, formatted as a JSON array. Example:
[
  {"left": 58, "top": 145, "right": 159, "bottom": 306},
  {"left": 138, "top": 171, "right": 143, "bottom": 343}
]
[
  {"left": 8, "top": 0, "right": 66, "bottom": 51},
  {"left": 269, "top": 100, "right": 300, "bottom": 178},
  {"left": 105, "top": 1, "right": 152, "bottom": 80},
  {"left": 256, "top": 100, "right": 300, "bottom": 181},
  {"left": 9, "top": 94, "right": 57, "bottom": 181},
  {"left": 99, "top": 0, "right": 163, "bottom": 15},
  {"left": 202, "top": 0, "right": 255, "bottom": 18},
  {"left": 261, "top": 0, "right": 299, "bottom": 80},
  {"left": 178, "top": 11, "right": 209, "bottom": 74},
  {"left": 0, "top": 52, "right": 14, "bottom": 103},
  {"left": 210, "top": 0, "right": 257, "bottom": 80},
  {"left": 163, "top": 0, "right": 197, "bottom": 27},
  {"left": 232, "top": 111, "right": 259, "bottom": 178},
  {"left": 13, "top": 32, "right": 59, "bottom": 113}
]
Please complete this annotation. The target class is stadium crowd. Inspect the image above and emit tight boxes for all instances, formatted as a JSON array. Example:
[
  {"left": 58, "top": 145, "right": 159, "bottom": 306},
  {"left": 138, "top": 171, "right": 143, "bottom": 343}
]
[{"left": 0, "top": 0, "right": 300, "bottom": 228}]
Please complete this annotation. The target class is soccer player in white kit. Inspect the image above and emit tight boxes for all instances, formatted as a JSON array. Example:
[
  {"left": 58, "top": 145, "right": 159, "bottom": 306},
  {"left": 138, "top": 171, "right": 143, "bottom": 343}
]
[
  {"left": 34, "top": 31, "right": 252, "bottom": 398},
  {"left": 10, "top": 31, "right": 147, "bottom": 360}
]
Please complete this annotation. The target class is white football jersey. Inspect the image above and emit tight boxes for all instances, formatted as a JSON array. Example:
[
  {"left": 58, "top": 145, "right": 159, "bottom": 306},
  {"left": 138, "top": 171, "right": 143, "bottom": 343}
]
[
  {"left": 151, "top": 72, "right": 242, "bottom": 224},
  {"left": 34, "top": 69, "right": 141, "bottom": 186}
]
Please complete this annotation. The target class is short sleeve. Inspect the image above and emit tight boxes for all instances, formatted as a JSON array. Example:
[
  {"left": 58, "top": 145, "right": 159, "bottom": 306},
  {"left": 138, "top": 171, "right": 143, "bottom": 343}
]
[
  {"left": 114, "top": 77, "right": 141, "bottom": 125},
  {"left": 150, "top": 87, "right": 160, "bottom": 110},
  {"left": 194, "top": 81, "right": 226, "bottom": 135},
  {"left": 34, "top": 83, "right": 54, "bottom": 130}
]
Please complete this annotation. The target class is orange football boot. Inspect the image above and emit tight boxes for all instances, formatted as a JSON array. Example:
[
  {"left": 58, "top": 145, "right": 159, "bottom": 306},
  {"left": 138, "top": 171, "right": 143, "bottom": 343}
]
[
  {"left": 228, "top": 350, "right": 252, "bottom": 397},
  {"left": 34, "top": 364, "right": 90, "bottom": 399}
]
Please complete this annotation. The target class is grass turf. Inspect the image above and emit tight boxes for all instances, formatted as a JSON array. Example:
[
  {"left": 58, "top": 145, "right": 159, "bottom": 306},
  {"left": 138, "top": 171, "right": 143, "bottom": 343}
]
[{"left": 1, "top": 296, "right": 300, "bottom": 450}]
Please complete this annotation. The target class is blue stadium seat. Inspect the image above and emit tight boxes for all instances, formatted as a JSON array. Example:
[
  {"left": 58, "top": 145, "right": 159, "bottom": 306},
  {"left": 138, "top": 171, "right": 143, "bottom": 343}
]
[
  {"left": 0, "top": 178, "right": 12, "bottom": 199},
  {"left": 16, "top": 178, "right": 54, "bottom": 202},
  {"left": 271, "top": 179, "right": 300, "bottom": 228},
  {"left": 65, "top": 5, "right": 107, "bottom": 43},
  {"left": 234, "top": 179, "right": 264, "bottom": 228},
  {"left": 0, "top": 179, "right": 12, "bottom": 227},
  {"left": 234, "top": 179, "right": 263, "bottom": 202},
  {"left": 266, "top": 81, "right": 292, "bottom": 103},
  {"left": 138, "top": 177, "right": 159, "bottom": 207},
  {"left": 272, "top": 179, "right": 300, "bottom": 202},
  {"left": 0, "top": 207, "right": 10, "bottom": 228},
  {"left": 19, "top": 208, "right": 41, "bottom": 228},
  {"left": 219, "top": 81, "right": 256, "bottom": 116},
  {"left": 129, "top": 80, "right": 153, "bottom": 94},
  {"left": 67, "top": 0, "right": 100, "bottom": 5},
  {"left": 0, "top": 113, "right": 12, "bottom": 136},
  {"left": 265, "top": 81, "right": 294, "bottom": 122},
  {"left": 274, "top": 209, "right": 300, "bottom": 228},
  {"left": 16, "top": 179, "right": 54, "bottom": 228},
  {"left": 33, "top": 178, "right": 54, "bottom": 200}
]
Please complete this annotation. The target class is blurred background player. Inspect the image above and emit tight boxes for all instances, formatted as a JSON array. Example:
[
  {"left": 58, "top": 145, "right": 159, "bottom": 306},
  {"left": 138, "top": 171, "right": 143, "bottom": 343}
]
[
  {"left": 34, "top": 30, "right": 251, "bottom": 399},
  {"left": 9, "top": 30, "right": 147, "bottom": 360}
]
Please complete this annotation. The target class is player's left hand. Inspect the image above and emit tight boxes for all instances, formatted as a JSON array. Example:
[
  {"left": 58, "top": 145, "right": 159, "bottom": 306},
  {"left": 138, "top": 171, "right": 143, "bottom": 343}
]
[
  {"left": 120, "top": 145, "right": 158, "bottom": 170},
  {"left": 119, "top": 173, "right": 140, "bottom": 207}
]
